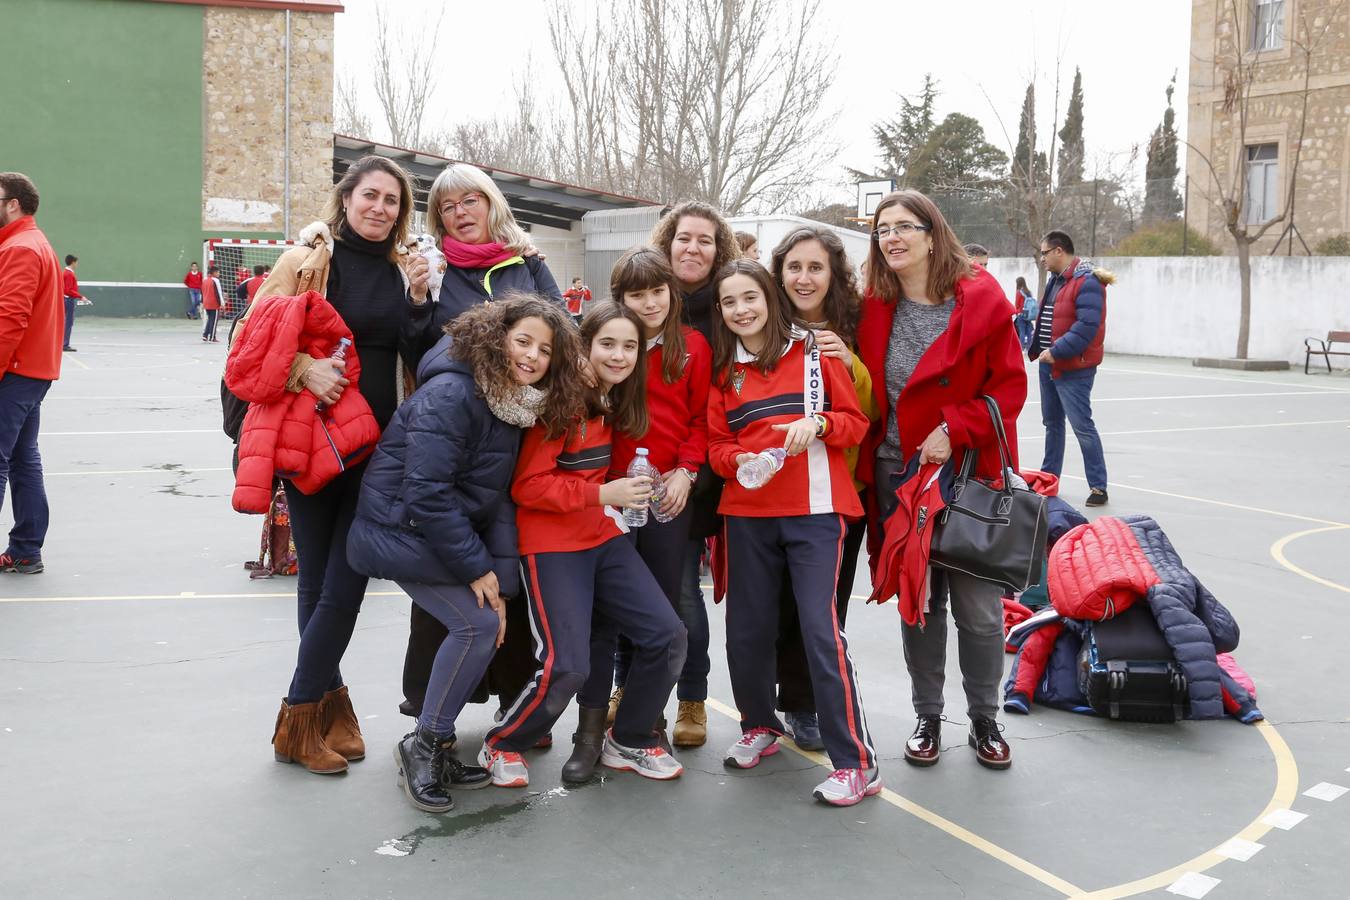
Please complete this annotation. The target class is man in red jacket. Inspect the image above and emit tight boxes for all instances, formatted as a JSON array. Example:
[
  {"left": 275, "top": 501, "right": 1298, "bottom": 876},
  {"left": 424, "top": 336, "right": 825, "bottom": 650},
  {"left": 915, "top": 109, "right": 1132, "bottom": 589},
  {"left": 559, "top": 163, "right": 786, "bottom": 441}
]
[{"left": 0, "top": 173, "right": 64, "bottom": 574}]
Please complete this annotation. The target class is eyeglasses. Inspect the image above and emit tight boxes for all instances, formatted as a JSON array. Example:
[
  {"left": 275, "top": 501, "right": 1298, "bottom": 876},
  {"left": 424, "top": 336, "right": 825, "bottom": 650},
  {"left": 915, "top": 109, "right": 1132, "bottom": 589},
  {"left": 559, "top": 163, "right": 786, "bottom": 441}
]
[
  {"left": 872, "top": 222, "right": 931, "bottom": 241},
  {"left": 1036, "top": 248, "right": 1057, "bottom": 260},
  {"left": 439, "top": 193, "right": 483, "bottom": 216}
]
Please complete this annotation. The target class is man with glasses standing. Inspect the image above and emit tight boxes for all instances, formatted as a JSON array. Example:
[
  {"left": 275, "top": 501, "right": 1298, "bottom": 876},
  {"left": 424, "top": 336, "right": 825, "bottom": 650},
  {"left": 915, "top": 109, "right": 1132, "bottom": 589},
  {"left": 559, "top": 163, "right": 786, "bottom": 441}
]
[
  {"left": 0, "top": 172, "right": 64, "bottom": 573},
  {"left": 1029, "top": 229, "right": 1110, "bottom": 507}
]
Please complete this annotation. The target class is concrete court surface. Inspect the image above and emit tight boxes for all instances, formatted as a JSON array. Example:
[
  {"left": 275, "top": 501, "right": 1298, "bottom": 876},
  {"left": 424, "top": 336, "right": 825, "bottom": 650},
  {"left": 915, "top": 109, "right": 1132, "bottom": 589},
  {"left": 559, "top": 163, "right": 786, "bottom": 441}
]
[{"left": 1, "top": 318, "right": 1348, "bottom": 900}]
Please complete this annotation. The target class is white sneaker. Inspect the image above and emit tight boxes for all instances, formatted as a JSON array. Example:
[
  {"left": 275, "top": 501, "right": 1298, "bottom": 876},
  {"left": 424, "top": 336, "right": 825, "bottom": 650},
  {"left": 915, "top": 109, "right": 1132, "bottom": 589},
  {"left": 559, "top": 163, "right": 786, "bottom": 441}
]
[
  {"left": 812, "top": 768, "right": 882, "bottom": 806},
  {"left": 723, "top": 727, "right": 780, "bottom": 769},
  {"left": 478, "top": 744, "right": 529, "bottom": 788},
  {"left": 599, "top": 731, "right": 684, "bottom": 780}
]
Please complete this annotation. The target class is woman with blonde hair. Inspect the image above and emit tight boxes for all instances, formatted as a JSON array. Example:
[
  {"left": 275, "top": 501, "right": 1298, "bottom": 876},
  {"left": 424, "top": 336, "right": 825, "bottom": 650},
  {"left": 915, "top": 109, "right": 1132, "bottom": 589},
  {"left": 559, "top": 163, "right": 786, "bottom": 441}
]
[{"left": 400, "top": 162, "right": 565, "bottom": 738}]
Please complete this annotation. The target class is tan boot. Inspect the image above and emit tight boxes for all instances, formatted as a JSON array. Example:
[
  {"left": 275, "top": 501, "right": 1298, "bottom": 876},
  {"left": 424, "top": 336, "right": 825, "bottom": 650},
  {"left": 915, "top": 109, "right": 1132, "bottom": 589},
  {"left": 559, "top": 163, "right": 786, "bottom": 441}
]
[
  {"left": 672, "top": 700, "right": 707, "bottom": 748},
  {"left": 273, "top": 699, "right": 348, "bottom": 774},
  {"left": 606, "top": 687, "right": 624, "bottom": 727},
  {"left": 319, "top": 686, "right": 366, "bottom": 761}
]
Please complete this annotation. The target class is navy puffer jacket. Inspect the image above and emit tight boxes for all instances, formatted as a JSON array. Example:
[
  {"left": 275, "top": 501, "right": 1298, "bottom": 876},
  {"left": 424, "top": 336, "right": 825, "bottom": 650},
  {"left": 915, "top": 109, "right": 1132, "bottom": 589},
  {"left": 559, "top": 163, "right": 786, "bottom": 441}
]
[{"left": 347, "top": 335, "right": 523, "bottom": 592}]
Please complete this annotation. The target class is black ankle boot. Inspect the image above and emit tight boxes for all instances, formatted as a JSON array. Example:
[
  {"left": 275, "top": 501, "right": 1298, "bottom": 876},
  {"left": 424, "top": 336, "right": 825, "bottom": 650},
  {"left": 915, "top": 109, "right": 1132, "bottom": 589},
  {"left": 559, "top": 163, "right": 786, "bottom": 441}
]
[
  {"left": 395, "top": 727, "right": 454, "bottom": 813},
  {"left": 561, "top": 707, "right": 608, "bottom": 784}
]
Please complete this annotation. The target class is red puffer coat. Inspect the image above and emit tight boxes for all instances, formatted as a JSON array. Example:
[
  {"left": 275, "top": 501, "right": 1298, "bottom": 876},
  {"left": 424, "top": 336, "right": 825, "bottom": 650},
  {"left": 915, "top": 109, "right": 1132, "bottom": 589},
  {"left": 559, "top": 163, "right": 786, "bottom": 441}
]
[{"left": 226, "top": 291, "right": 381, "bottom": 513}]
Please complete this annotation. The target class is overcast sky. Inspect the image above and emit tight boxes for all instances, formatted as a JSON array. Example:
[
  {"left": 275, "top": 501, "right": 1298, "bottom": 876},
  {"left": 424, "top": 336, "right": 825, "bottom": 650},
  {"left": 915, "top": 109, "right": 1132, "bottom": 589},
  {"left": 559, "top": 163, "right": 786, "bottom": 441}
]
[{"left": 333, "top": 0, "right": 1193, "bottom": 204}]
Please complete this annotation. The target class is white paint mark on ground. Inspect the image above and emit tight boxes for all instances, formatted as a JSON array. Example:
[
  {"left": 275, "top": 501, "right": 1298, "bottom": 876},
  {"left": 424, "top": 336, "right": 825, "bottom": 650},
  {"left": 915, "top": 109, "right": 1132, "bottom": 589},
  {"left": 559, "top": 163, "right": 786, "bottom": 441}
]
[
  {"left": 1303, "top": 782, "right": 1349, "bottom": 802},
  {"left": 1216, "top": 838, "right": 1265, "bottom": 861},
  {"left": 374, "top": 839, "right": 411, "bottom": 857},
  {"left": 1262, "top": 808, "right": 1308, "bottom": 830},
  {"left": 1166, "top": 872, "right": 1222, "bottom": 898}
]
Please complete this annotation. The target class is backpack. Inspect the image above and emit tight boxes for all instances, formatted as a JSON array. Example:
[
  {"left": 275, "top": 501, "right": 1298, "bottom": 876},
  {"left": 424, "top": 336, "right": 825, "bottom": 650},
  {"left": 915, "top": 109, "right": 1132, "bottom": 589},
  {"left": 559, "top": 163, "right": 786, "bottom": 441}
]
[
  {"left": 244, "top": 485, "right": 298, "bottom": 578},
  {"left": 221, "top": 316, "right": 249, "bottom": 441}
]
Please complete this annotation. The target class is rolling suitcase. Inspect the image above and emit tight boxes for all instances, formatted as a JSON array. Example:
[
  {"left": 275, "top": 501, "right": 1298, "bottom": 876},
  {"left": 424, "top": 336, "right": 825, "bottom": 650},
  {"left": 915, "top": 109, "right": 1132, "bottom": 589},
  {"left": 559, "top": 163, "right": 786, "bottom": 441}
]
[{"left": 1078, "top": 602, "right": 1189, "bottom": 722}]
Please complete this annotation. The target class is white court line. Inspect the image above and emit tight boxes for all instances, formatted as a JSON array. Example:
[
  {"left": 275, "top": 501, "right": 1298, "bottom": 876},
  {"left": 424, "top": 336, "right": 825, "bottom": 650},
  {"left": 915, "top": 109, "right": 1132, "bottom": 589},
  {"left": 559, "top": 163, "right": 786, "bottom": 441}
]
[
  {"left": 46, "top": 467, "right": 231, "bottom": 477},
  {"left": 1018, "top": 419, "right": 1350, "bottom": 439},
  {"left": 1097, "top": 363, "right": 1350, "bottom": 392},
  {"left": 1025, "top": 390, "right": 1347, "bottom": 405},
  {"left": 1058, "top": 473, "right": 1350, "bottom": 528},
  {"left": 42, "top": 429, "right": 219, "bottom": 436},
  {"left": 1166, "top": 872, "right": 1221, "bottom": 898},
  {"left": 63, "top": 355, "right": 90, "bottom": 371},
  {"left": 1302, "top": 782, "right": 1349, "bottom": 802},
  {"left": 47, "top": 395, "right": 211, "bottom": 402}
]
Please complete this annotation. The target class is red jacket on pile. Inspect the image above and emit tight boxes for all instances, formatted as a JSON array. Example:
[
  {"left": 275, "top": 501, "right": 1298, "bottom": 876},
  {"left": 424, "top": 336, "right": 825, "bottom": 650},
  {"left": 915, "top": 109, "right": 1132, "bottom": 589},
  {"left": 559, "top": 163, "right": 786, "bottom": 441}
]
[{"left": 225, "top": 291, "right": 381, "bottom": 513}]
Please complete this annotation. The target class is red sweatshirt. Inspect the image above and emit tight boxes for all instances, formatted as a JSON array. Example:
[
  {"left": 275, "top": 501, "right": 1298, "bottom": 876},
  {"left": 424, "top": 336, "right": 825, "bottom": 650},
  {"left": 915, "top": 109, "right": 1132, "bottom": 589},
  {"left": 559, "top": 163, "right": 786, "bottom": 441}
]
[
  {"left": 708, "top": 336, "right": 867, "bottom": 519},
  {"left": 513, "top": 416, "right": 626, "bottom": 555},
  {"left": 611, "top": 326, "right": 711, "bottom": 477},
  {"left": 62, "top": 267, "right": 84, "bottom": 300},
  {"left": 185, "top": 270, "right": 203, "bottom": 290}
]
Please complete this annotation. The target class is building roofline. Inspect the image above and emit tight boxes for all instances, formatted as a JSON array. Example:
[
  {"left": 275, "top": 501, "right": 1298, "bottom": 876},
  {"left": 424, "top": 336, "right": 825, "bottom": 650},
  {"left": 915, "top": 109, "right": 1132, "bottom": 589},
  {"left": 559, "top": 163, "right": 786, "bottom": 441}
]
[
  {"left": 334, "top": 134, "right": 662, "bottom": 208},
  {"left": 145, "top": 0, "right": 345, "bottom": 14}
]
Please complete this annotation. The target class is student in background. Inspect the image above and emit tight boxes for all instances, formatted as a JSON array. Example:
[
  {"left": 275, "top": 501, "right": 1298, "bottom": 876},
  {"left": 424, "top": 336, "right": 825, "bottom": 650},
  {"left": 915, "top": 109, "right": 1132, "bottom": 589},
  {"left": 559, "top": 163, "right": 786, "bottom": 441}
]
[
  {"left": 61, "top": 254, "right": 84, "bottom": 352},
  {"left": 201, "top": 264, "right": 223, "bottom": 342},
  {"left": 735, "top": 231, "right": 759, "bottom": 262},
  {"left": 563, "top": 276, "right": 592, "bottom": 320},
  {"left": 184, "top": 262, "right": 203, "bottom": 319},
  {"left": 707, "top": 259, "right": 877, "bottom": 807}
]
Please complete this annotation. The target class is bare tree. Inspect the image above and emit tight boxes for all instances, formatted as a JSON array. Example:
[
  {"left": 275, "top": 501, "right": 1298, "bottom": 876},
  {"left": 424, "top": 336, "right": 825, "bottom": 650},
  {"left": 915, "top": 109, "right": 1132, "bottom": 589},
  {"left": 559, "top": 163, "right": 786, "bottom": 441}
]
[
  {"left": 1184, "top": 0, "right": 1327, "bottom": 359},
  {"left": 333, "top": 73, "right": 372, "bottom": 139},
  {"left": 546, "top": 0, "right": 839, "bottom": 213},
  {"left": 370, "top": 3, "right": 442, "bottom": 149}
]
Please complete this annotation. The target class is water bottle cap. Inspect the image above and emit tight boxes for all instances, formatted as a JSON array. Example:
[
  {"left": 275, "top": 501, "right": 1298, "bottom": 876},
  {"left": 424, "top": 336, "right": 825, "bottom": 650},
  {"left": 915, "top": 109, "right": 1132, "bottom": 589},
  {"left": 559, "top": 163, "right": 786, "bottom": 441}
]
[{"left": 636, "top": 448, "right": 648, "bottom": 455}]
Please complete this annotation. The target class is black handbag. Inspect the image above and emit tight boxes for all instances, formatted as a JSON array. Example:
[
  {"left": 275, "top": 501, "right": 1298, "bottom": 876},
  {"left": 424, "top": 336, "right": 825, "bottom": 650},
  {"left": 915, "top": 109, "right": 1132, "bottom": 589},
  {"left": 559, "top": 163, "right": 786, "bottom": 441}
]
[{"left": 930, "top": 396, "right": 1048, "bottom": 591}]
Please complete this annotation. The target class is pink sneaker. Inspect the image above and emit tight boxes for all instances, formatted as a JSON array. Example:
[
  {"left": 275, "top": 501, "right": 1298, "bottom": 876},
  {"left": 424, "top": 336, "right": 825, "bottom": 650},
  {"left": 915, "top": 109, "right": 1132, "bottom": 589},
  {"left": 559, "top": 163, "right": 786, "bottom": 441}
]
[
  {"left": 477, "top": 745, "right": 529, "bottom": 788},
  {"left": 723, "top": 727, "right": 780, "bottom": 769},
  {"left": 813, "top": 768, "right": 882, "bottom": 806}
]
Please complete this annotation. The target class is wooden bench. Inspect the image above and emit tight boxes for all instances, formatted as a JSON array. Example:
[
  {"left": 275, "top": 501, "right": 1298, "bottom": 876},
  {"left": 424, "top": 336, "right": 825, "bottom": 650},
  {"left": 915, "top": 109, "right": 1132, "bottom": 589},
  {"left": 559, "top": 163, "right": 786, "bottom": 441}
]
[{"left": 1304, "top": 330, "right": 1350, "bottom": 374}]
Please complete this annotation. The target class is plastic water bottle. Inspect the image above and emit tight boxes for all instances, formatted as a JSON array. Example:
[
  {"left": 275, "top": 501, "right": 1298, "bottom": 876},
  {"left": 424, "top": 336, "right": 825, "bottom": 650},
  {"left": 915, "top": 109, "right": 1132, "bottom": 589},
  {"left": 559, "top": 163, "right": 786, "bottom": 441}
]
[
  {"left": 649, "top": 468, "right": 673, "bottom": 524},
  {"left": 736, "top": 447, "right": 788, "bottom": 489},
  {"left": 315, "top": 337, "right": 352, "bottom": 412},
  {"left": 623, "top": 448, "right": 661, "bottom": 528}
]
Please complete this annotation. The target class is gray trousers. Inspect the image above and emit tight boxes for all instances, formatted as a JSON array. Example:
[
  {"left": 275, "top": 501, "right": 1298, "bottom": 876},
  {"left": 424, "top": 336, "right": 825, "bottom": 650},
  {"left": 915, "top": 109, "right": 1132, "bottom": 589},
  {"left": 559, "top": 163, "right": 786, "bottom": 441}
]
[{"left": 876, "top": 456, "right": 1005, "bottom": 720}]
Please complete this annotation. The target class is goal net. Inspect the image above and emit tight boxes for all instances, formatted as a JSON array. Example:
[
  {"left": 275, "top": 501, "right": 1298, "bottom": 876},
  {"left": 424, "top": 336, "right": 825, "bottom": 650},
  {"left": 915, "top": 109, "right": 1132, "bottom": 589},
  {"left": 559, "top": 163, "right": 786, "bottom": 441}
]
[{"left": 203, "top": 239, "right": 300, "bottom": 319}]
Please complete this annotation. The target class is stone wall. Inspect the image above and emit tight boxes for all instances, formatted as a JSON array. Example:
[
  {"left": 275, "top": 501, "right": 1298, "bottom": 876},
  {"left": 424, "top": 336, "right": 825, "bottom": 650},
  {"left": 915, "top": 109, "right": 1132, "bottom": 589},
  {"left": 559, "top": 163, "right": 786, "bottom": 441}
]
[
  {"left": 202, "top": 6, "right": 333, "bottom": 236},
  {"left": 1186, "top": 0, "right": 1350, "bottom": 253}
]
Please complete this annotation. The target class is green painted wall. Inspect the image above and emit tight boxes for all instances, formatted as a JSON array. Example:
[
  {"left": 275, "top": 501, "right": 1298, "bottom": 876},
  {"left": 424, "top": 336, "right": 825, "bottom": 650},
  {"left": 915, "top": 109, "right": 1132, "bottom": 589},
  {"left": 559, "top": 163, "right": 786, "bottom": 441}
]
[{"left": 7, "top": 0, "right": 280, "bottom": 293}]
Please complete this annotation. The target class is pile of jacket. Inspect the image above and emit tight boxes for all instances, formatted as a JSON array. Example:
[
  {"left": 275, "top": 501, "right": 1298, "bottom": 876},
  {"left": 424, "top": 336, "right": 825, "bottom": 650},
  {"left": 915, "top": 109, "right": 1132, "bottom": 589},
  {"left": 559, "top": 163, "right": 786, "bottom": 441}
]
[
  {"left": 1003, "top": 514, "right": 1262, "bottom": 723},
  {"left": 225, "top": 291, "right": 380, "bottom": 513}
]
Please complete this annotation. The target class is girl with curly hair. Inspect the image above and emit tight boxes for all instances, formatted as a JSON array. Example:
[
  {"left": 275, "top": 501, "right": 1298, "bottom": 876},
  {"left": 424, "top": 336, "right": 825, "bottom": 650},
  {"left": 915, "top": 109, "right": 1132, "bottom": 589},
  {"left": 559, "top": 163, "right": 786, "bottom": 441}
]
[
  {"left": 346, "top": 295, "right": 584, "bottom": 813},
  {"left": 479, "top": 302, "right": 689, "bottom": 789}
]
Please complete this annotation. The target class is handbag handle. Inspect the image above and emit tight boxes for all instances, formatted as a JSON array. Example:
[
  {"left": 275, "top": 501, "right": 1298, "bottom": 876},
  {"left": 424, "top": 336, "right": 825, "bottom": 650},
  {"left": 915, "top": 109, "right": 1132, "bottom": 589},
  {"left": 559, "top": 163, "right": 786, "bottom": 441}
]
[{"left": 953, "top": 396, "right": 1016, "bottom": 490}]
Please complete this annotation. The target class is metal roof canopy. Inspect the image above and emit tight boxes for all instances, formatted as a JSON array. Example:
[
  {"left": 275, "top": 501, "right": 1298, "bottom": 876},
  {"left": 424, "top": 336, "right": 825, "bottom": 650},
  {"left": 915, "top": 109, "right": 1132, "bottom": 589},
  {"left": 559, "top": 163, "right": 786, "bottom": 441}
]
[{"left": 333, "top": 134, "right": 660, "bottom": 233}]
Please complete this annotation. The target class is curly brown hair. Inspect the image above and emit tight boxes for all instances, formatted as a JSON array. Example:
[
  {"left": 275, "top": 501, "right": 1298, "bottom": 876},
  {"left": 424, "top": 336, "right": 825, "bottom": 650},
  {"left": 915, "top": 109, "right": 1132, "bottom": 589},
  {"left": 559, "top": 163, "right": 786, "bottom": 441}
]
[
  {"left": 649, "top": 200, "right": 741, "bottom": 290},
  {"left": 769, "top": 226, "right": 861, "bottom": 345},
  {"left": 444, "top": 294, "right": 586, "bottom": 439},
  {"left": 579, "top": 301, "right": 649, "bottom": 440}
]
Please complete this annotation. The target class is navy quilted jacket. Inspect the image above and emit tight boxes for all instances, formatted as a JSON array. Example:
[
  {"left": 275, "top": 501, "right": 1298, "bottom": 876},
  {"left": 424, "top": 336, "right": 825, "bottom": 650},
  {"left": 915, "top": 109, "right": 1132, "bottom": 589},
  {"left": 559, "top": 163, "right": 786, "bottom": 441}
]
[{"left": 346, "top": 335, "right": 523, "bottom": 592}]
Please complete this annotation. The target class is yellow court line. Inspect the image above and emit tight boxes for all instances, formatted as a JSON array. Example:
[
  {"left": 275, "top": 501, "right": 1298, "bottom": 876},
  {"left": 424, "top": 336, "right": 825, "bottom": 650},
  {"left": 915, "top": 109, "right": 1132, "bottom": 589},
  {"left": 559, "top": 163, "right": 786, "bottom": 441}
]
[
  {"left": 0, "top": 589, "right": 407, "bottom": 604},
  {"left": 1270, "top": 525, "right": 1350, "bottom": 595},
  {"left": 1072, "top": 720, "right": 1299, "bottom": 899},
  {"left": 702, "top": 697, "right": 1086, "bottom": 896}
]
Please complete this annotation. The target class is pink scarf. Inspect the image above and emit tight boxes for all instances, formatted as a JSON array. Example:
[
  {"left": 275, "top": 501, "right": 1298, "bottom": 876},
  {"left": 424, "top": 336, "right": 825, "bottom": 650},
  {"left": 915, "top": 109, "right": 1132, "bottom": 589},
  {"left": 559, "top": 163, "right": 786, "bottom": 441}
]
[{"left": 441, "top": 235, "right": 517, "bottom": 269}]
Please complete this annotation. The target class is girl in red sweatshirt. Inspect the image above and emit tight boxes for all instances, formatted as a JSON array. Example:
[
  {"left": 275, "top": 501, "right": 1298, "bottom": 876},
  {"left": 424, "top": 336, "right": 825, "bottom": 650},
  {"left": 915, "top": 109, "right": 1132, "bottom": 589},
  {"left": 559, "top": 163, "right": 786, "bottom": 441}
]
[
  {"left": 480, "top": 302, "right": 688, "bottom": 788},
  {"left": 707, "top": 259, "right": 878, "bottom": 807},
  {"left": 575, "top": 247, "right": 714, "bottom": 776}
]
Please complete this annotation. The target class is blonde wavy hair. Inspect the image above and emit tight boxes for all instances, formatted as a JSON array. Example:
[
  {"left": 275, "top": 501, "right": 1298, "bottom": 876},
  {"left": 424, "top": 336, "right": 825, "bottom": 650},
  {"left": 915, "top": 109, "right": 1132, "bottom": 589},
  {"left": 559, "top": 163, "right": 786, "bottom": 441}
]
[{"left": 427, "top": 164, "right": 530, "bottom": 253}]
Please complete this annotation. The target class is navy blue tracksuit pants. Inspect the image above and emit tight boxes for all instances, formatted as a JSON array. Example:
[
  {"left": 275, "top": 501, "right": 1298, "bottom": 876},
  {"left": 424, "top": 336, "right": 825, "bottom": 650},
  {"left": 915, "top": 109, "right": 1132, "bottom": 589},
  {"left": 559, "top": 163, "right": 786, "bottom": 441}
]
[
  {"left": 725, "top": 514, "right": 875, "bottom": 771},
  {"left": 485, "top": 536, "right": 687, "bottom": 752}
]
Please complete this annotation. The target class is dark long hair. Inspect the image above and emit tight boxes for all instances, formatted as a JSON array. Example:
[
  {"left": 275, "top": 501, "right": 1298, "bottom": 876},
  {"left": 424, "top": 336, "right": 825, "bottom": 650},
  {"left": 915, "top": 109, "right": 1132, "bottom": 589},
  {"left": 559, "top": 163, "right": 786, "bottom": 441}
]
[
  {"left": 864, "top": 189, "right": 971, "bottom": 304},
  {"left": 579, "top": 301, "right": 649, "bottom": 440},
  {"left": 1015, "top": 275, "right": 1029, "bottom": 294},
  {"left": 610, "top": 245, "right": 686, "bottom": 384},
  {"left": 445, "top": 293, "right": 585, "bottom": 439},
  {"left": 769, "top": 226, "right": 861, "bottom": 344},
  {"left": 710, "top": 259, "right": 798, "bottom": 388}
]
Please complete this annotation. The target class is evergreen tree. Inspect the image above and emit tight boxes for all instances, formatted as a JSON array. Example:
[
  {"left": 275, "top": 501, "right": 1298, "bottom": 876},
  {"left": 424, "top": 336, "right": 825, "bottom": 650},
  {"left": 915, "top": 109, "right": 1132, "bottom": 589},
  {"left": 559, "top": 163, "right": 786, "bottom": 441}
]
[
  {"left": 1143, "top": 74, "right": 1183, "bottom": 223},
  {"left": 1057, "top": 68, "right": 1085, "bottom": 187},
  {"left": 861, "top": 74, "right": 939, "bottom": 184},
  {"left": 907, "top": 113, "right": 1008, "bottom": 192},
  {"left": 1013, "top": 83, "right": 1038, "bottom": 182}
]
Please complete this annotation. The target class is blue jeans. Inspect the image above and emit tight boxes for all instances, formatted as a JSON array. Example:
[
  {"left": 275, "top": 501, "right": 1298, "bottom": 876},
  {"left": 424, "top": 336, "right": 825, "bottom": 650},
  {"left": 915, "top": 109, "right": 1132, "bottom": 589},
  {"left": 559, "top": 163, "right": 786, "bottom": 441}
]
[
  {"left": 187, "top": 288, "right": 202, "bottom": 318},
  {"left": 1038, "top": 363, "right": 1108, "bottom": 490},
  {"left": 63, "top": 297, "right": 76, "bottom": 349},
  {"left": 0, "top": 374, "right": 53, "bottom": 559},
  {"left": 400, "top": 580, "right": 499, "bottom": 738}
]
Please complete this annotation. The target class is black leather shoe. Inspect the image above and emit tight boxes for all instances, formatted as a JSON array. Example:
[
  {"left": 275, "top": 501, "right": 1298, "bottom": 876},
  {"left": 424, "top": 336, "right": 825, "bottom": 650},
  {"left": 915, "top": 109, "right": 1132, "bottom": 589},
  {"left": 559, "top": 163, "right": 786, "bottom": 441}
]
[
  {"left": 561, "top": 707, "right": 607, "bottom": 784},
  {"left": 1085, "top": 488, "right": 1108, "bottom": 507},
  {"left": 969, "top": 716, "right": 1012, "bottom": 769},
  {"left": 394, "top": 728, "right": 454, "bottom": 813},
  {"left": 441, "top": 754, "right": 491, "bottom": 790},
  {"left": 904, "top": 714, "right": 943, "bottom": 767}
]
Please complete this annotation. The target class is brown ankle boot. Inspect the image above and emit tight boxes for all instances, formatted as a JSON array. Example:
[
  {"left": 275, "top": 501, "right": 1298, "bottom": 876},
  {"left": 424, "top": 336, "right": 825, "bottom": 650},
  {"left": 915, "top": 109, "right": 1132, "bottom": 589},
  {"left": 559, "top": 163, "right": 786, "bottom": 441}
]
[
  {"left": 273, "top": 699, "right": 348, "bottom": 774},
  {"left": 320, "top": 686, "right": 366, "bottom": 761}
]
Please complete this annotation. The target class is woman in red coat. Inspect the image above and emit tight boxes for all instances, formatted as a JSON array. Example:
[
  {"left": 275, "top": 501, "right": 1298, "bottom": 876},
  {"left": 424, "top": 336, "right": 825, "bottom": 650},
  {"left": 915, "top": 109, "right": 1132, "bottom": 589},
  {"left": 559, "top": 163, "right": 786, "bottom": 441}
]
[{"left": 856, "top": 190, "right": 1026, "bottom": 772}]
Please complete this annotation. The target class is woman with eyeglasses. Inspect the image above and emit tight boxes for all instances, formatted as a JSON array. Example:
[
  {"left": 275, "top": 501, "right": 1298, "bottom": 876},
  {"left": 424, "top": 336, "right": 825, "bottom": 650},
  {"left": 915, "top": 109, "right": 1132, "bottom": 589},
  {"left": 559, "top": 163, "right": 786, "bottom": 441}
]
[
  {"left": 399, "top": 163, "right": 565, "bottom": 739},
  {"left": 855, "top": 190, "right": 1026, "bottom": 772}
]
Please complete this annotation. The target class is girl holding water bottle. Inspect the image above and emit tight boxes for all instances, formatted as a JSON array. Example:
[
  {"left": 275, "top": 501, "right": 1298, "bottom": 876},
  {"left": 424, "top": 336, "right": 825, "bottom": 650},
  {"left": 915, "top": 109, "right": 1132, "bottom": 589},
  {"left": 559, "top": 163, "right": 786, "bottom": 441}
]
[
  {"left": 479, "top": 302, "right": 689, "bottom": 789},
  {"left": 568, "top": 247, "right": 713, "bottom": 782},
  {"left": 706, "top": 259, "right": 879, "bottom": 807}
]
